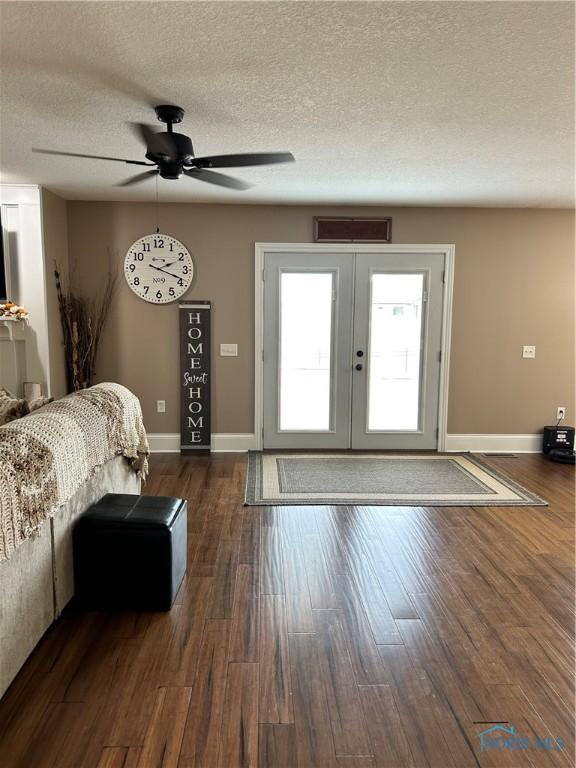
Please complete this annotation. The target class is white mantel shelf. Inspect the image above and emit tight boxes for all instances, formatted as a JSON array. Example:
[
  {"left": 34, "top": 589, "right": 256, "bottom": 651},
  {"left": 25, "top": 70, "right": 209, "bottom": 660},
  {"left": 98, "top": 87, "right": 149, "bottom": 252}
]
[{"left": 0, "top": 318, "right": 27, "bottom": 341}]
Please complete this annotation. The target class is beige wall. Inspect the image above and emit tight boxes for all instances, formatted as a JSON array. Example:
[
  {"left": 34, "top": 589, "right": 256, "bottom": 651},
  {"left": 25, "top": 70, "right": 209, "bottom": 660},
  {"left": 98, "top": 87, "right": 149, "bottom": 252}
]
[
  {"left": 66, "top": 202, "right": 575, "bottom": 436},
  {"left": 41, "top": 188, "right": 69, "bottom": 400}
]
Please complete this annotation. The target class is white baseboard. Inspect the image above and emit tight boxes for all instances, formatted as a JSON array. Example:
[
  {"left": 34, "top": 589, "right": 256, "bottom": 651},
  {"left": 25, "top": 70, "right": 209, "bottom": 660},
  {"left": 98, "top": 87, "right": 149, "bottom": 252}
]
[
  {"left": 147, "top": 433, "right": 180, "bottom": 453},
  {"left": 148, "top": 433, "right": 257, "bottom": 453},
  {"left": 212, "top": 433, "right": 258, "bottom": 452},
  {"left": 444, "top": 433, "right": 542, "bottom": 453},
  {"left": 149, "top": 432, "right": 542, "bottom": 455}
]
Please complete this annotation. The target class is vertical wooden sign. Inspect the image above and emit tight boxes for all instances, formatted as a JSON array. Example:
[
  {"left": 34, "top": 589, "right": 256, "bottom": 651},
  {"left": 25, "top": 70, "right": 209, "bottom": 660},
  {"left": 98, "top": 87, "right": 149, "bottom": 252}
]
[{"left": 180, "top": 301, "right": 211, "bottom": 453}]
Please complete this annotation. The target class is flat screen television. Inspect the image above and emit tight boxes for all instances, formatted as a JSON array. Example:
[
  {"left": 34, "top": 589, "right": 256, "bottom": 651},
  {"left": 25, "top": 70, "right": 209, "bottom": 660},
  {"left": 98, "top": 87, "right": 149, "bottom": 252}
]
[{"left": 0, "top": 210, "right": 7, "bottom": 301}]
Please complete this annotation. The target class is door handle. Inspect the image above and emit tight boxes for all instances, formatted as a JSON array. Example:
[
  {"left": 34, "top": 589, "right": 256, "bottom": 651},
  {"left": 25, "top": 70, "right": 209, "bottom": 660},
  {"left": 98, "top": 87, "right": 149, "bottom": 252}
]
[
  {"left": 355, "top": 363, "right": 363, "bottom": 371},
  {"left": 356, "top": 350, "right": 364, "bottom": 357}
]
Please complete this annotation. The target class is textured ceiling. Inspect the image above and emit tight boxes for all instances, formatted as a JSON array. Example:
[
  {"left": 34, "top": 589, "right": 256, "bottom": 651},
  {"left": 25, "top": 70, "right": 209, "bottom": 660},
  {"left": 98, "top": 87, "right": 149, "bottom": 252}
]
[{"left": 0, "top": 1, "right": 573, "bottom": 206}]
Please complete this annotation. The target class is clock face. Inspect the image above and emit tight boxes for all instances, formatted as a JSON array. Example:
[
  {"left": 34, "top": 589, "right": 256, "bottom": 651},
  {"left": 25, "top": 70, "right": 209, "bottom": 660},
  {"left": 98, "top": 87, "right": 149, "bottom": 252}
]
[{"left": 124, "top": 234, "right": 194, "bottom": 304}]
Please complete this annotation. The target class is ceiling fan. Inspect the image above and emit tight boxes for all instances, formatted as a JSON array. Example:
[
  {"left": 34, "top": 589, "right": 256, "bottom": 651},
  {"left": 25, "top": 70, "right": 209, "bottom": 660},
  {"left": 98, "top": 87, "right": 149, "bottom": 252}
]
[{"left": 33, "top": 104, "right": 295, "bottom": 190}]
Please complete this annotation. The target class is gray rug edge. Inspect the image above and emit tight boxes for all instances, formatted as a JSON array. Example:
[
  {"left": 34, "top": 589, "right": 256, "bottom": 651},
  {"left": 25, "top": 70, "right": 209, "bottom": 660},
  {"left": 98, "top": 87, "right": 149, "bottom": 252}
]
[{"left": 244, "top": 452, "right": 548, "bottom": 507}]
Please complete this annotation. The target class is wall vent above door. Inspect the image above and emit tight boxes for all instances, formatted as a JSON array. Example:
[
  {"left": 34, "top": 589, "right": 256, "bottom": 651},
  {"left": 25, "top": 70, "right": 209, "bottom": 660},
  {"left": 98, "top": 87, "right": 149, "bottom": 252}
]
[{"left": 313, "top": 217, "right": 392, "bottom": 243}]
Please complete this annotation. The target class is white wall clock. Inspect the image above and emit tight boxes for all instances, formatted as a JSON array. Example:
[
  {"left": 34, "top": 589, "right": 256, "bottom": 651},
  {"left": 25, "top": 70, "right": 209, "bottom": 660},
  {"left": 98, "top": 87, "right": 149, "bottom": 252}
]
[{"left": 124, "top": 233, "right": 194, "bottom": 303}]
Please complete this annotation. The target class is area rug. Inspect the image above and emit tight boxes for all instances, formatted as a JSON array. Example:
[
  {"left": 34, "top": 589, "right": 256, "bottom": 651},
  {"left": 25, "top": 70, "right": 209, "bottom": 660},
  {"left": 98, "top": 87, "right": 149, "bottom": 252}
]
[{"left": 244, "top": 453, "right": 547, "bottom": 506}]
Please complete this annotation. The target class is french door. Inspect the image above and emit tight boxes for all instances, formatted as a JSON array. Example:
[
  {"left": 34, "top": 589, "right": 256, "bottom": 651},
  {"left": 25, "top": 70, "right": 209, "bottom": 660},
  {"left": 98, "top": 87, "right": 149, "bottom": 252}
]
[{"left": 262, "top": 249, "right": 447, "bottom": 450}]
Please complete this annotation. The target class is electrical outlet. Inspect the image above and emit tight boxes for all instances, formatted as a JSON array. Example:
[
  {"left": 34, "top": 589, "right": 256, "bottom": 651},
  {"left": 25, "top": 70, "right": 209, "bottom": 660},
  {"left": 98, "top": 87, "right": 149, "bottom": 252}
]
[
  {"left": 557, "top": 406, "right": 566, "bottom": 421},
  {"left": 522, "top": 345, "right": 536, "bottom": 359},
  {"left": 157, "top": 400, "right": 166, "bottom": 413}
]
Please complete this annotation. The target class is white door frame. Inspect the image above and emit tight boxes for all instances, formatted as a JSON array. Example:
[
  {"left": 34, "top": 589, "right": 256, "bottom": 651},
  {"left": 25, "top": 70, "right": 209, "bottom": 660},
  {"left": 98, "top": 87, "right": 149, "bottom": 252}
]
[{"left": 254, "top": 243, "right": 455, "bottom": 452}]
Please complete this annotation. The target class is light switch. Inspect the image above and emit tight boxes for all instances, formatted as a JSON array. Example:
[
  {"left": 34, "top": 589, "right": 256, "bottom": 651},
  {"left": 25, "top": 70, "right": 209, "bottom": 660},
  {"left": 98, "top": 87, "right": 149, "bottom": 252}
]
[
  {"left": 522, "top": 345, "right": 536, "bottom": 359},
  {"left": 220, "top": 343, "right": 238, "bottom": 357}
]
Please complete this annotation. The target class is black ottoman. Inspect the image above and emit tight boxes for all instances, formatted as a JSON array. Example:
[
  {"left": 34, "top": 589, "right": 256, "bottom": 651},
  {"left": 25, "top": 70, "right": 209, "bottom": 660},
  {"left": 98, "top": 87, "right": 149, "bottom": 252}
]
[{"left": 74, "top": 494, "right": 187, "bottom": 611}]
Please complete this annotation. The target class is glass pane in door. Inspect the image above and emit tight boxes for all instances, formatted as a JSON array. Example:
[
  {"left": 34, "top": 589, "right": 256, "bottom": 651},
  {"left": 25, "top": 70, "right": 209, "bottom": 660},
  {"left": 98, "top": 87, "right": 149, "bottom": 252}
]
[
  {"left": 368, "top": 273, "right": 424, "bottom": 431},
  {"left": 279, "top": 272, "right": 333, "bottom": 430}
]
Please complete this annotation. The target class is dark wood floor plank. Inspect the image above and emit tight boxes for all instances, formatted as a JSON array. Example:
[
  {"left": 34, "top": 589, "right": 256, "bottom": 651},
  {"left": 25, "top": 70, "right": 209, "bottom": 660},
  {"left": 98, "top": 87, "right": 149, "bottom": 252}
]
[
  {"left": 137, "top": 686, "right": 192, "bottom": 768},
  {"left": 335, "top": 575, "right": 391, "bottom": 685},
  {"left": 357, "top": 684, "right": 416, "bottom": 768},
  {"left": 229, "top": 564, "right": 260, "bottom": 662},
  {"left": 58, "top": 623, "right": 124, "bottom": 706},
  {"left": 239, "top": 508, "right": 261, "bottom": 567},
  {"left": 258, "top": 724, "right": 298, "bottom": 768},
  {"left": 106, "top": 613, "right": 179, "bottom": 747},
  {"left": 462, "top": 514, "right": 537, "bottom": 578},
  {"left": 125, "top": 748, "right": 143, "bottom": 768},
  {"left": 343, "top": 556, "right": 402, "bottom": 645},
  {"left": 285, "top": 589, "right": 316, "bottom": 635},
  {"left": 96, "top": 747, "right": 142, "bottom": 768},
  {"left": 260, "top": 516, "right": 285, "bottom": 595},
  {"left": 178, "top": 619, "right": 231, "bottom": 768},
  {"left": 409, "top": 587, "right": 513, "bottom": 690},
  {"left": 218, "top": 663, "right": 259, "bottom": 768},
  {"left": 517, "top": 573, "right": 575, "bottom": 637},
  {"left": 259, "top": 594, "right": 293, "bottom": 723},
  {"left": 396, "top": 613, "right": 493, "bottom": 723},
  {"left": 191, "top": 484, "right": 227, "bottom": 577},
  {"left": 496, "top": 626, "right": 574, "bottom": 737},
  {"left": 221, "top": 501, "right": 244, "bottom": 542},
  {"left": 359, "top": 537, "right": 419, "bottom": 620},
  {"left": 186, "top": 485, "right": 211, "bottom": 535},
  {"left": 283, "top": 541, "right": 316, "bottom": 633},
  {"left": 458, "top": 535, "right": 523, "bottom": 596},
  {"left": 64, "top": 637, "right": 144, "bottom": 765},
  {"left": 314, "top": 609, "right": 372, "bottom": 757},
  {"left": 105, "top": 611, "right": 153, "bottom": 640},
  {"left": 8, "top": 701, "right": 92, "bottom": 768},
  {"left": 208, "top": 538, "right": 239, "bottom": 619},
  {"left": 491, "top": 507, "right": 561, "bottom": 555},
  {"left": 302, "top": 534, "right": 340, "bottom": 609},
  {"left": 377, "top": 530, "right": 432, "bottom": 596},
  {"left": 289, "top": 632, "right": 338, "bottom": 768},
  {"left": 161, "top": 577, "right": 213, "bottom": 686},
  {"left": 527, "top": 623, "right": 575, "bottom": 687},
  {"left": 0, "top": 610, "right": 107, "bottom": 758},
  {"left": 317, "top": 511, "right": 353, "bottom": 576},
  {"left": 291, "top": 504, "right": 323, "bottom": 537},
  {"left": 97, "top": 747, "right": 130, "bottom": 768},
  {"left": 53, "top": 632, "right": 153, "bottom": 765},
  {"left": 377, "top": 645, "right": 459, "bottom": 768}
]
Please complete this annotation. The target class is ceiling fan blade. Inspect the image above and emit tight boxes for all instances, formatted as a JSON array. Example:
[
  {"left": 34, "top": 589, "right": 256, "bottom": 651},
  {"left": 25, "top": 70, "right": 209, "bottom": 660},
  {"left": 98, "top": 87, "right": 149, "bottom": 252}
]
[
  {"left": 128, "top": 122, "right": 177, "bottom": 159},
  {"left": 32, "top": 148, "right": 153, "bottom": 166},
  {"left": 189, "top": 152, "right": 295, "bottom": 169},
  {"left": 117, "top": 170, "right": 159, "bottom": 187},
  {"left": 184, "top": 168, "right": 251, "bottom": 190}
]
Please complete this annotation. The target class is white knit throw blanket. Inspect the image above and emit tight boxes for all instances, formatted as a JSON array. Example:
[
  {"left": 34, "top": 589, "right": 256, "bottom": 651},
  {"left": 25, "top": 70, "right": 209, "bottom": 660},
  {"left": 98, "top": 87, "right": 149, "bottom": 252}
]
[{"left": 0, "top": 383, "right": 149, "bottom": 563}]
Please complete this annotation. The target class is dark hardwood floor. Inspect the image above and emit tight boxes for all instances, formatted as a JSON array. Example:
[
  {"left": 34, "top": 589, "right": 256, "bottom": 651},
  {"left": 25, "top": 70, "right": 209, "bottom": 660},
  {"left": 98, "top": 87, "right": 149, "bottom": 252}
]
[{"left": 0, "top": 453, "right": 574, "bottom": 767}]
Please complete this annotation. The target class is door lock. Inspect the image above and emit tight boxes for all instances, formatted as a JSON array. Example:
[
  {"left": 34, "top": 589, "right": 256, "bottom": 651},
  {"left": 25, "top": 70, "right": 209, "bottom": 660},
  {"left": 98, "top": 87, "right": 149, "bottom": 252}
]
[
  {"left": 355, "top": 363, "right": 363, "bottom": 371},
  {"left": 356, "top": 350, "right": 364, "bottom": 357}
]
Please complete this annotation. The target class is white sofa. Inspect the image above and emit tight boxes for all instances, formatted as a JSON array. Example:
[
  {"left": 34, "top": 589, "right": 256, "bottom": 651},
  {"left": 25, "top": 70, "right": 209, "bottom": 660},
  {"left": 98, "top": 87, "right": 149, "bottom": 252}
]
[{"left": 0, "top": 455, "right": 140, "bottom": 698}]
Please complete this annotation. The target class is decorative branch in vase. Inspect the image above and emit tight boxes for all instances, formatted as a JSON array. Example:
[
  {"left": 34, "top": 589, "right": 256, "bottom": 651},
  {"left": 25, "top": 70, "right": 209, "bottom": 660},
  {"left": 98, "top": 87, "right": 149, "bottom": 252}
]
[{"left": 55, "top": 258, "right": 117, "bottom": 392}]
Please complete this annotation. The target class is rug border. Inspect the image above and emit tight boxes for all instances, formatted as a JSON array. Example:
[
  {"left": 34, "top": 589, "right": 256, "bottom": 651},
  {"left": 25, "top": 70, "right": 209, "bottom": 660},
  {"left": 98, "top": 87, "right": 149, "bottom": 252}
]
[{"left": 244, "top": 452, "right": 548, "bottom": 507}]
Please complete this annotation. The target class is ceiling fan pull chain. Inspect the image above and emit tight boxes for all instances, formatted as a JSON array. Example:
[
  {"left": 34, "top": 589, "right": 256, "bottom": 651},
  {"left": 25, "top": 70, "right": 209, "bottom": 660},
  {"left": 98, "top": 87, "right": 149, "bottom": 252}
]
[{"left": 155, "top": 173, "right": 160, "bottom": 233}]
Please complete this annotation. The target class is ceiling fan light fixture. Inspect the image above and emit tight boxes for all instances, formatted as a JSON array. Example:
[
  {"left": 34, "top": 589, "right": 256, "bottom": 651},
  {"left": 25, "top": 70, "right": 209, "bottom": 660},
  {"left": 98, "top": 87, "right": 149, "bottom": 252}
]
[{"left": 159, "top": 163, "right": 184, "bottom": 181}]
